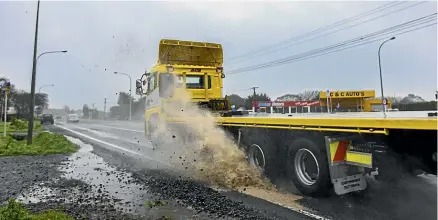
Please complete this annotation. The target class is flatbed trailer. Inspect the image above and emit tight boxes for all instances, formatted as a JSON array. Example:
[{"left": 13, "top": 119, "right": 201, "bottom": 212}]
[{"left": 213, "top": 110, "right": 437, "bottom": 196}]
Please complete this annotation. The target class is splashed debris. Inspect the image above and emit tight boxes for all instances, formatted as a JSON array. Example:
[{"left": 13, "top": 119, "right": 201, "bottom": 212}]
[{"left": 150, "top": 89, "right": 272, "bottom": 190}]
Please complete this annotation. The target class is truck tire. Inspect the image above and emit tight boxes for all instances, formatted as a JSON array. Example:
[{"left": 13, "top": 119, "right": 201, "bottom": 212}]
[
  {"left": 242, "top": 129, "right": 280, "bottom": 179},
  {"left": 286, "top": 138, "right": 332, "bottom": 196}
]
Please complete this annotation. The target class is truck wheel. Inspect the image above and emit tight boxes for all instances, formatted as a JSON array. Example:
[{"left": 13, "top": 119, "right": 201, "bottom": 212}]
[
  {"left": 243, "top": 129, "right": 279, "bottom": 178},
  {"left": 286, "top": 138, "right": 331, "bottom": 196}
]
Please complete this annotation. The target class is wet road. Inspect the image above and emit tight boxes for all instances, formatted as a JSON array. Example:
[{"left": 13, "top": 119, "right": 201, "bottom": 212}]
[{"left": 51, "top": 119, "right": 437, "bottom": 220}]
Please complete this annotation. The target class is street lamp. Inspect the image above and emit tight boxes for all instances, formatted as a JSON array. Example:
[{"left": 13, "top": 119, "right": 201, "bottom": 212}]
[
  {"left": 26, "top": 0, "right": 68, "bottom": 144},
  {"left": 38, "top": 84, "right": 54, "bottom": 93},
  {"left": 114, "top": 71, "right": 132, "bottom": 121},
  {"left": 378, "top": 36, "right": 395, "bottom": 115},
  {"left": 37, "top": 50, "right": 67, "bottom": 62}
]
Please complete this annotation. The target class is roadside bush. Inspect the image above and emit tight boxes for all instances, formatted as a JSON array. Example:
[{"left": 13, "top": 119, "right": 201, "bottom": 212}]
[
  {"left": 10, "top": 119, "right": 27, "bottom": 130},
  {"left": 0, "top": 132, "right": 78, "bottom": 156},
  {"left": 0, "top": 199, "right": 73, "bottom": 220}
]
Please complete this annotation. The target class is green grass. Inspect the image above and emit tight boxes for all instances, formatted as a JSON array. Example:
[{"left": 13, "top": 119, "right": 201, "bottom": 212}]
[
  {"left": 0, "top": 199, "right": 74, "bottom": 220},
  {"left": 0, "top": 132, "right": 78, "bottom": 156},
  {"left": 0, "top": 120, "right": 42, "bottom": 133}
]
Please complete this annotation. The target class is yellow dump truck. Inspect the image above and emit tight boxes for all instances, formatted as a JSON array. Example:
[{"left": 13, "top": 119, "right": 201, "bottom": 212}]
[{"left": 136, "top": 39, "right": 438, "bottom": 197}]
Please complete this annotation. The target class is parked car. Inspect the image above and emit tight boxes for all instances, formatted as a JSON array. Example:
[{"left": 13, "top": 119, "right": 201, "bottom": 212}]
[
  {"left": 67, "top": 114, "right": 79, "bottom": 123},
  {"left": 40, "top": 114, "right": 54, "bottom": 124}
]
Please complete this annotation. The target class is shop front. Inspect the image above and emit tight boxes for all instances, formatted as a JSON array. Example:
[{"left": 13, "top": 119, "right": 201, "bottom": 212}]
[
  {"left": 319, "top": 90, "right": 390, "bottom": 112},
  {"left": 252, "top": 101, "right": 321, "bottom": 113}
]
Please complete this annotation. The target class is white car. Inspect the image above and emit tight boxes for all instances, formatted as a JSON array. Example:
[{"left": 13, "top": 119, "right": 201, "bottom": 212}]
[{"left": 67, "top": 114, "right": 79, "bottom": 123}]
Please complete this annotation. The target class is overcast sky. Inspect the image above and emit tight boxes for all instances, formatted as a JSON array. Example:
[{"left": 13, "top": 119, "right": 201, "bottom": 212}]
[{"left": 1, "top": 0, "right": 437, "bottom": 110}]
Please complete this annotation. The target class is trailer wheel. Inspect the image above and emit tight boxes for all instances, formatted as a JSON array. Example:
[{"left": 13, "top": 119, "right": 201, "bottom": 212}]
[
  {"left": 242, "top": 129, "right": 279, "bottom": 178},
  {"left": 286, "top": 138, "right": 331, "bottom": 196},
  {"left": 248, "top": 144, "right": 267, "bottom": 170}
]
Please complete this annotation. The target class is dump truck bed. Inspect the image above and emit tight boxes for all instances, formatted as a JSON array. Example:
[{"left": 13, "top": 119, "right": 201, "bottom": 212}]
[{"left": 215, "top": 111, "right": 438, "bottom": 134}]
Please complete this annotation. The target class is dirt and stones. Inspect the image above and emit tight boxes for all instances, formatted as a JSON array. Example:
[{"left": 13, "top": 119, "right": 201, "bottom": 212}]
[{"left": 0, "top": 154, "right": 143, "bottom": 219}]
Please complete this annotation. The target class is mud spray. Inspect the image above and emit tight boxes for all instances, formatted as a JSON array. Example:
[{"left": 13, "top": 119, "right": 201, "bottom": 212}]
[{"left": 150, "top": 89, "right": 273, "bottom": 190}]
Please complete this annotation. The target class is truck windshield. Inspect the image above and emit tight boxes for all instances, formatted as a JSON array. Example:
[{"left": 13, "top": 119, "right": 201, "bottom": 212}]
[{"left": 186, "top": 75, "right": 211, "bottom": 89}]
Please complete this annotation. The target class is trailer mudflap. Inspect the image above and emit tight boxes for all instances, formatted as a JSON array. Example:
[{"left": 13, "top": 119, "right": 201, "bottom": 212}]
[
  {"left": 325, "top": 135, "right": 373, "bottom": 195},
  {"left": 332, "top": 174, "right": 367, "bottom": 195}
]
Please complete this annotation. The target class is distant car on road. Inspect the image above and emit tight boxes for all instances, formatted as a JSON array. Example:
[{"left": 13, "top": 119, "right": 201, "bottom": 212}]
[
  {"left": 67, "top": 114, "right": 79, "bottom": 123},
  {"left": 40, "top": 114, "right": 54, "bottom": 125}
]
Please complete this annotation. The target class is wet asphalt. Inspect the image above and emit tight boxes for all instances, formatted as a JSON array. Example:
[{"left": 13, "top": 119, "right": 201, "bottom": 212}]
[
  {"left": 51, "top": 119, "right": 437, "bottom": 220},
  {"left": 45, "top": 122, "right": 312, "bottom": 220},
  {"left": 2, "top": 118, "right": 435, "bottom": 220}
]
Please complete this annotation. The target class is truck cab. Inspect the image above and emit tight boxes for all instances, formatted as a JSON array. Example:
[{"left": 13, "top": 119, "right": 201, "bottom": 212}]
[{"left": 136, "top": 39, "right": 229, "bottom": 136}]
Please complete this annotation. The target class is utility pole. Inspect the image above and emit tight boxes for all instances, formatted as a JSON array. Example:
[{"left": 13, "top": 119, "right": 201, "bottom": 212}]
[
  {"left": 27, "top": 0, "right": 41, "bottom": 145},
  {"left": 103, "top": 98, "right": 107, "bottom": 120},
  {"left": 250, "top": 86, "right": 259, "bottom": 111}
]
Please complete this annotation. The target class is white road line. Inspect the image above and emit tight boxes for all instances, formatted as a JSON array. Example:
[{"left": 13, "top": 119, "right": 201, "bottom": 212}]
[
  {"left": 92, "top": 124, "right": 144, "bottom": 133},
  {"left": 67, "top": 124, "right": 154, "bottom": 149},
  {"left": 55, "top": 124, "right": 173, "bottom": 168}
]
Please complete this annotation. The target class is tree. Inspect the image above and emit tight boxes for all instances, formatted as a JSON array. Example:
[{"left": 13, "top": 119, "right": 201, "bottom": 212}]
[
  {"left": 400, "top": 94, "right": 425, "bottom": 104},
  {"left": 244, "top": 93, "right": 271, "bottom": 109},
  {"left": 117, "top": 92, "right": 131, "bottom": 105},
  {"left": 116, "top": 91, "right": 133, "bottom": 119},
  {"left": 132, "top": 97, "right": 145, "bottom": 119},
  {"left": 276, "top": 94, "right": 301, "bottom": 101},
  {"left": 109, "top": 105, "right": 120, "bottom": 118},
  {"left": 0, "top": 77, "right": 16, "bottom": 106},
  {"left": 276, "top": 90, "right": 319, "bottom": 101},
  {"left": 35, "top": 93, "right": 49, "bottom": 109},
  {"left": 91, "top": 108, "right": 99, "bottom": 119},
  {"left": 227, "top": 94, "right": 246, "bottom": 108},
  {"left": 83, "top": 104, "right": 90, "bottom": 118},
  {"left": 9, "top": 90, "right": 48, "bottom": 119},
  {"left": 299, "top": 90, "right": 320, "bottom": 101},
  {"left": 64, "top": 105, "right": 71, "bottom": 114}
]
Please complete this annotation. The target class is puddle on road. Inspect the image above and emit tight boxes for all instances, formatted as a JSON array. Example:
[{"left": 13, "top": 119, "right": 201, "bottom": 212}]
[
  {"left": 60, "top": 136, "right": 148, "bottom": 212},
  {"left": 17, "top": 136, "right": 200, "bottom": 218}
]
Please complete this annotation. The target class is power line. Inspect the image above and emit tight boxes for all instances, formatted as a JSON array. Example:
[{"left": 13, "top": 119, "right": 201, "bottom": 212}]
[
  {"left": 229, "top": 20, "right": 436, "bottom": 75},
  {"left": 227, "top": 1, "right": 407, "bottom": 62},
  {"left": 227, "top": 13, "right": 436, "bottom": 75},
  {"left": 228, "top": 1, "right": 427, "bottom": 64}
]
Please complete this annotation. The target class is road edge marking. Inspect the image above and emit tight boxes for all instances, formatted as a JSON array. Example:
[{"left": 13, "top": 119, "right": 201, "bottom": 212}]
[
  {"left": 94, "top": 124, "right": 143, "bottom": 133},
  {"left": 54, "top": 124, "right": 173, "bottom": 168}
]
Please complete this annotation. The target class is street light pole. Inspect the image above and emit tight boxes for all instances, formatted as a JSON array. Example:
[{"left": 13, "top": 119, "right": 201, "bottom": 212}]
[
  {"left": 38, "top": 84, "right": 54, "bottom": 93},
  {"left": 114, "top": 72, "right": 132, "bottom": 120},
  {"left": 27, "top": 0, "right": 41, "bottom": 145},
  {"left": 27, "top": 0, "right": 68, "bottom": 144},
  {"left": 378, "top": 36, "right": 395, "bottom": 115}
]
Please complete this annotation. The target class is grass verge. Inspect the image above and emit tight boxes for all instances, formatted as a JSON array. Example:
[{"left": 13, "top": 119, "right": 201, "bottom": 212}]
[
  {"left": 0, "top": 132, "right": 78, "bottom": 156},
  {"left": 0, "top": 120, "right": 42, "bottom": 133},
  {"left": 0, "top": 199, "right": 74, "bottom": 220}
]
